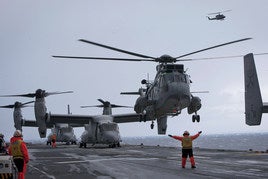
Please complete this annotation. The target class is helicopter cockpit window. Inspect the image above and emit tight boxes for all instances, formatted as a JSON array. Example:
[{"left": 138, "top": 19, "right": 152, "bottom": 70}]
[
  {"left": 163, "top": 73, "right": 173, "bottom": 82},
  {"left": 99, "top": 123, "right": 118, "bottom": 132},
  {"left": 163, "top": 72, "right": 186, "bottom": 83},
  {"left": 61, "top": 127, "right": 73, "bottom": 133}
]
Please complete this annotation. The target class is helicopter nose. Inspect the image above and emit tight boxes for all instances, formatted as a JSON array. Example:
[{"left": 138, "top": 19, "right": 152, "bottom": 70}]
[
  {"left": 169, "top": 82, "right": 190, "bottom": 98},
  {"left": 167, "top": 82, "right": 191, "bottom": 108}
]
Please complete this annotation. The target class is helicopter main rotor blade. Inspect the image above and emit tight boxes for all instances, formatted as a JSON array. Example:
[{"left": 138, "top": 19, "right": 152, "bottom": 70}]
[
  {"left": 175, "top": 38, "right": 252, "bottom": 60},
  {"left": 111, "top": 104, "right": 133, "bottom": 108},
  {"left": 208, "top": 10, "right": 231, "bottom": 15},
  {"left": 52, "top": 56, "right": 154, "bottom": 62},
  {"left": 79, "top": 39, "right": 155, "bottom": 59},
  {"left": 179, "top": 52, "right": 268, "bottom": 61}
]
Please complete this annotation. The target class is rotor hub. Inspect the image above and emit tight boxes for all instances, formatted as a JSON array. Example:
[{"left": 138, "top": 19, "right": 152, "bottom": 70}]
[{"left": 156, "top": 55, "right": 176, "bottom": 63}]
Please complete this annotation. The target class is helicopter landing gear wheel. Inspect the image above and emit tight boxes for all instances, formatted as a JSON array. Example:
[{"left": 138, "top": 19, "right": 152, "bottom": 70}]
[
  {"left": 196, "top": 115, "right": 200, "bottom": 122},
  {"left": 192, "top": 115, "right": 200, "bottom": 123},
  {"left": 150, "top": 121, "right": 154, "bottom": 129},
  {"left": 79, "top": 142, "right": 87, "bottom": 148}
]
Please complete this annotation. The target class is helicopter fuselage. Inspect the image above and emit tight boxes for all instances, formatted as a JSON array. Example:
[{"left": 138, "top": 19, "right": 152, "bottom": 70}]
[
  {"left": 135, "top": 64, "right": 192, "bottom": 118},
  {"left": 80, "top": 115, "right": 121, "bottom": 148},
  {"left": 133, "top": 64, "right": 202, "bottom": 134},
  {"left": 208, "top": 14, "right": 225, "bottom": 20},
  {"left": 47, "top": 124, "right": 77, "bottom": 144}
]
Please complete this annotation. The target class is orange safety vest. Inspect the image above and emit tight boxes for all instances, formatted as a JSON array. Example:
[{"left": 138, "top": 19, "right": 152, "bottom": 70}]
[
  {"left": 10, "top": 140, "right": 23, "bottom": 158},
  {"left": 182, "top": 137, "right": 193, "bottom": 149}
]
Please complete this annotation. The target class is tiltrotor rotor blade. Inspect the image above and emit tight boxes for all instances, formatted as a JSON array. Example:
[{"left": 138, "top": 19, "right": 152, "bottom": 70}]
[
  {"left": 0, "top": 104, "right": 15, "bottom": 108},
  {"left": 81, "top": 105, "right": 103, "bottom": 108},
  {"left": 46, "top": 91, "right": 73, "bottom": 97},
  {"left": 0, "top": 101, "right": 34, "bottom": 109},
  {"left": 0, "top": 93, "right": 36, "bottom": 98}
]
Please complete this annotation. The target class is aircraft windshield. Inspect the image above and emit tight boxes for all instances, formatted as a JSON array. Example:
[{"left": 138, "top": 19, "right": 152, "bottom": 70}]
[
  {"left": 60, "top": 127, "right": 73, "bottom": 133},
  {"left": 163, "top": 73, "right": 187, "bottom": 83},
  {"left": 99, "top": 123, "right": 118, "bottom": 132}
]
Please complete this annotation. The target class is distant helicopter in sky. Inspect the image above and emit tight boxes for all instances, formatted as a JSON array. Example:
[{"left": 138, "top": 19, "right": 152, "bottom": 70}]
[
  {"left": 53, "top": 37, "right": 251, "bottom": 135},
  {"left": 207, "top": 10, "right": 231, "bottom": 20}
]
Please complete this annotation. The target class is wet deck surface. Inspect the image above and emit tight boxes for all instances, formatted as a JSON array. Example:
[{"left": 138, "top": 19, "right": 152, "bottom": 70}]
[{"left": 25, "top": 143, "right": 268, "bottom": 179}]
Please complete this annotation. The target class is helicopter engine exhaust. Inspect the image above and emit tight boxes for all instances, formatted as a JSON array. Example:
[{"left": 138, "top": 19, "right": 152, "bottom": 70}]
[{"left": 187, "top": 96, "right": 201, "bottom": 114}]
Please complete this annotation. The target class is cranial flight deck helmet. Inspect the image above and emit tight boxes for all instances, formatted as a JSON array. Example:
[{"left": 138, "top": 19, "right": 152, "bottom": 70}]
[
  {"left": 183, "top": 130, "right": 190, "bottom": 136},
  {"left": 13, "top": 130, "right": 22, "bottom": 137}
]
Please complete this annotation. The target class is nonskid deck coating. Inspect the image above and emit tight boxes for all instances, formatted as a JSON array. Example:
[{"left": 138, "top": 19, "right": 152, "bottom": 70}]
[{"left": 25, "top": 143, "right": 268, "bottom": 179}]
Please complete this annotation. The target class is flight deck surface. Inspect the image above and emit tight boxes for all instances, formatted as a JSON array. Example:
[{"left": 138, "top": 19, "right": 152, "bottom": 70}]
[{"left": 26, "top": 143, "right": 268, "bottom": 179}]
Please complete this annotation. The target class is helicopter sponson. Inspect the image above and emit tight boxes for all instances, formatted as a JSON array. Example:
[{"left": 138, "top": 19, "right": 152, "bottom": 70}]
[
  {"left": 187, "top": 96, "right": 201, "bottom": 114},
  {"left": 134, "top": 96, "right": 154, "bottom": 114}
]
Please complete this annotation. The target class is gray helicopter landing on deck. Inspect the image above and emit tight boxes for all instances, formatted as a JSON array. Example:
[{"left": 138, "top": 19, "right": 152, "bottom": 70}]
[{"left": 53, "top": 37, "right": 251, "bottom": 134}]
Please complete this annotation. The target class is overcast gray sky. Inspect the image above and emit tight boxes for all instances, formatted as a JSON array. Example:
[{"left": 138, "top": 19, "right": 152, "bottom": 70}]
[{"left": 1, "top": 0, "right": 268, "bottom": 140}]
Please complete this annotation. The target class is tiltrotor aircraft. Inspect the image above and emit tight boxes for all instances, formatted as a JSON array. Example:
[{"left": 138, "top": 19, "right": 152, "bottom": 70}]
[
  {"left": 48, "top": 99, "right": 145, "bottom": 148},
  {"left": 46, "top": 105, "right": 77, "bottom": 145},
  {"left": 0, "top": 101, "right": 34, "bottom": 131},
  {"left": 244, "top": 53, "right": 268, "bottom": 125},
  {"left": 207, "top": 10, "right": 231, "bottom": 20},
  {"left": 53, "top": 37, "right": 251, "bottom": 134},
  {"left": 0, "top": 99, "right": 77, "bottom": 145},
  {"left": 0, "top": 89, "right": 77, "bottom": 145}
]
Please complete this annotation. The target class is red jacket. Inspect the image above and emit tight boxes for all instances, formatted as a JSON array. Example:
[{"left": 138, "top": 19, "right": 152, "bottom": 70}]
[{"left": 8, "top": 137, "right": 29, "bottom": 163}]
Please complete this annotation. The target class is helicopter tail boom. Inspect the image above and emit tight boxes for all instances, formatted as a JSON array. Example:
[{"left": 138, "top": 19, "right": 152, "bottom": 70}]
[{"left": 244, "top": 53, "right": 268, "bottom": 125}]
